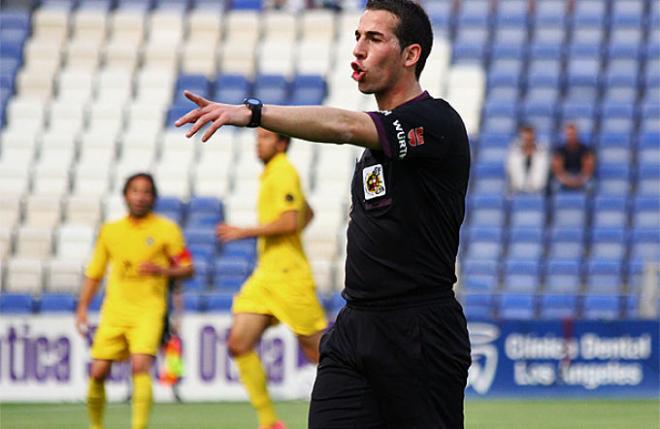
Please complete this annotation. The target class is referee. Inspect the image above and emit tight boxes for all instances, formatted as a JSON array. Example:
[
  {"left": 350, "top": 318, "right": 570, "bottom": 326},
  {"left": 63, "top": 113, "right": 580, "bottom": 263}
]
[{"left": 177, "top": 0, "right": 472, "bottom": 427}]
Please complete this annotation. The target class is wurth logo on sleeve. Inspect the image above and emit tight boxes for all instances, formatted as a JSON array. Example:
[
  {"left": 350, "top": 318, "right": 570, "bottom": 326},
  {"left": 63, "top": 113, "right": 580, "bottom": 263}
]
[
  {"left": 392, "top": 119, "right": 408, "bottom": 159},
  {"left": 407, "top": 127, "right": 425, "bottom": 147}
]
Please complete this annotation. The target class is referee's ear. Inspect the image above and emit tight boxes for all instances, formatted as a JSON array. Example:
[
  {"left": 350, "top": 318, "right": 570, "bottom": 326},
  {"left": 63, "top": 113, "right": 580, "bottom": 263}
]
[{"left": 403, "top": 43, "right": 422, "bottom": 73}]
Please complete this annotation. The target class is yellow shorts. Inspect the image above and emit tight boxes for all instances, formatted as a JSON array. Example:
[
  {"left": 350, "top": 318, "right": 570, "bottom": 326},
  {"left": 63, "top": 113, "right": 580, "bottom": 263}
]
[
  {"left": 90, "top": 312, "right": 164, "bottom": 361},
  {"left": 232, "top": 273, "right": 328, "bottom": 336}
]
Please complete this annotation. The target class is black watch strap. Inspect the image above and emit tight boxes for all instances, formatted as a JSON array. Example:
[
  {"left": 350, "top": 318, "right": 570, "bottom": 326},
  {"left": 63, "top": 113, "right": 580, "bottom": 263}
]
[{"left": 243, "top": 97, "right": 263, "bottom": 128}]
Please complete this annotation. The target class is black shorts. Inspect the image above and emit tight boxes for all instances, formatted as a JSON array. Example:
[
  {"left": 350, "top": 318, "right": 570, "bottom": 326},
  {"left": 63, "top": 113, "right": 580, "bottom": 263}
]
[{"left": 309, "top": 298, "right": 471, "bottom": 429}]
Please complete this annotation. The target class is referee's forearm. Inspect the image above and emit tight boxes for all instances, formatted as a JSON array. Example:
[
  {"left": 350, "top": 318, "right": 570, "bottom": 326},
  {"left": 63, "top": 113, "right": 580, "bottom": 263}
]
[{"left": 260, "top": 105, "right": 380, "bottom": 150}]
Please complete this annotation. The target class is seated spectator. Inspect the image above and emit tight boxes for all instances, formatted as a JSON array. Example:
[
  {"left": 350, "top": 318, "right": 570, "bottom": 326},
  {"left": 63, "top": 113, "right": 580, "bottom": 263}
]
[
  {"left": 551, "top": 123, "right": 595, "bottom": 192},
  {"left": 506, "top": 125, "right": 550, "bottom": 194}
]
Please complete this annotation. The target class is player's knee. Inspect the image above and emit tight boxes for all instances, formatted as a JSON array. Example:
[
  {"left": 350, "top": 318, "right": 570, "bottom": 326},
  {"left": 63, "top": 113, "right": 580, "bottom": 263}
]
[{"left": 89, "top": 366, "right": 109, "bottom": 381}]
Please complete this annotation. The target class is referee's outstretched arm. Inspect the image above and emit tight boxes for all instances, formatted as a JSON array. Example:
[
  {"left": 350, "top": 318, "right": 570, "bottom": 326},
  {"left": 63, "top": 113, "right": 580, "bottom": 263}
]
[{"left": 175, "top": 90, "right": 381, "bottom": 150}]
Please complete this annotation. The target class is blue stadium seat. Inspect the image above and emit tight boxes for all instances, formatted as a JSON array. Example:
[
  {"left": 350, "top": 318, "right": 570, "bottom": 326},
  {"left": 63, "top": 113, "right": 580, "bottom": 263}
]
[
  {"left": 589, "top": 227, "right": 627, "bottom": 261},
  {"left": 426, "top": 1, "right": 452, "bottom": 31},
  {"left": 623, "top": 294, "right": 638, "bottom": 319},
  {"left": 254, "top": 74, "right": 289, "bottom": 105},
  {"left": 175, "top": 74, "right": 210, "bottom": 103},
  {"left": 626, "top": 258, "right": 645, "bottom": 293},
  {"left": 189, "top": 245, "right": 214, "bottom": 264},
  {"left": 221, "top": 238, "right": 257, "bottom": 260},
  {"left": 636, "top": 164, "right": 660, "bottom": 197},
  {"left": 596, "top": 163, "right": 630, "bottom": 196},
  {"left": 232, "top": 0, "right": 262, "bottom": 10},
  {"left": 565, "top": 58, "right": 601, "bottom": 103},
  {"left": 490, "top": 42, "right": 525, "bottom": 61},
  {"left": 596, "top": 132, "right": 632, "bottom": 165},
  {"left": 507, "top": 227, "right": 544, "bottom": 260},
  {"left": 214, "top": 256, "right": 250, "bottom": 277},
  {"left": 452, "top": 41, "right": 488, "bottom": 65},
  {"left": 468, "top": 195, "right": 506, "bottom": 227},
  {"left": 322, "top": 292, "right": 346, "bottom": 317},
  {"left": 539, "top": 294, "right": 578, "bottom": 319},
  {"left": 471, "top": 162, "right": 506, "bottom": 195},
  {"left": 0, "top": 293, "right": 33, "bottom": 314},
  {"left": 184, "top": 227, "right": 218, "bottom": 251},
  {"left": 182, "top": 293, "right": 205, "bottom": 311},
  {"left": 610, "top": 0, "right": 644, "bottom": 27},
  {"left": 456, "top": 0, "right": 492, "bottom": 27},
  {"left": 527, "top": 59, "right": 561, "bottom": 88},
  {"left": 213, "top": 275, "right": 246, "bottom": 292},
  {"left": 498, "top": 294, "right": 535, "bottom": 320},
  {"left": 551, "top": 192, "right": 588, "bottom": 228},
  {"left": 521, "top": 100, "right": 556, "bottom": 135},
  {"left": 547, "top": 227, "right": 585, "bottom": 260},
  {"left": 117, "top": 0, "right": 153, "bottom": 11},
  {"left": 464, "top": 226, "right": 503, "bottom": 260},
  {"left": 560, "top": 101, "right": 596, "bottom": 136},
  {"left": 534, "top": 0, "right": 566, "bottom": 26},
  {"left": 533, "top": 24, "right": 565, "bottom": 45},
  {"left": 638, "top": 132, "right": 660, "bottom": 169},
  {"left": 183, "top": 259, "right": 210, "bottom": 291},
  {"left": 586, "top": 258, "right": 623, "bottom": 294},
  {"left": 502, "top": 258, "right": 541, "bottom": 293},
  {"left": 629, "top": 229, "right": 660, "bottom": 263},
  {"left": 483, "top": 99, "right": 518, "bottom": 118},
  {"left": 155, "top": 196, "right": 185, "bottom": 224},
  {"left": 0, "top": 11, "right": 31, "bottom": 32},
  {"left": 481, "top": 114, "right": 517, "bottom": 135},
  {"left": 215, "top": 74, "right": 250, "bottom": 105},
  {"left": 166, "top": 105, "right": 194, "bottom": 128},
  {"left": 495, "top": 0, "right": 529, "bottom": 27},
  {"left": 509, "top": 194, "right": 545, "bottom": 228},
  {"left": 582, "top": 295, "right": 621, "bottom": 320},
  {"left": 631, "top": 196, "right": 659, "bottom": 229},
  {"left": 462, "top": 293, "right": 495, "bottom": 320},
  {"left": 290, "top": 75, "right": 326, "bottom": 106},
  {"left": 572, "top": 0, "right": 607, "bottom": 27},
  {"left": 461, "top": 258, "right": 499, "bottom": 292},
  {"left": 39, "top": 293, "right": 76, "bottom": 312},
  {"left": 207, "top": 292, "right": 234, "bottom": 312},
  {"left": 571, "top": 27, "right": 604, "bottom": 47},
  {"left": 545, "top": 259, "right": 582, "bottom": 294},
  {"left": 592, "top": 195, "right": 628, "bottom": 228},
  {"left": 188, "top": 196, "right": 224, "bottom": 227}
]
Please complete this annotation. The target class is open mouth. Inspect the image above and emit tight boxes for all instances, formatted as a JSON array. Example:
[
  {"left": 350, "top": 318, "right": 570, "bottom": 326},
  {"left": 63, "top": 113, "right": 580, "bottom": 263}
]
[{"left": 351, "top": 61, "right": 366, "bottom": 82}]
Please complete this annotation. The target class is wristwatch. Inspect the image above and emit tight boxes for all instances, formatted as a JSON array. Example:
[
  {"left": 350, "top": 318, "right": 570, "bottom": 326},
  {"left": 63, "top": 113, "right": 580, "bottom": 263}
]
[{"left": 243, "top": 97, "right": 263, "bottom": 128}]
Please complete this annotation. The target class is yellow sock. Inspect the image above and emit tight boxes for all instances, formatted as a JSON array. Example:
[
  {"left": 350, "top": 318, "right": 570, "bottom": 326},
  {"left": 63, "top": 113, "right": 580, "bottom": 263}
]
[
  {"left": 131, "top": 372, "right": 153, "bottom": 429},
  {"left": 87, "top": 378, "right": 105, "bottom": 429},
  {"left": 235, "top": 352, "right": 278, "bottom": 428}
]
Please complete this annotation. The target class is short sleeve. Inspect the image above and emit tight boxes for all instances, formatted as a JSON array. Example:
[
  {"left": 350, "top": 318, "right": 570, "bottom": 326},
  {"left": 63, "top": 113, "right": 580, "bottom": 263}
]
[
  {"left": 166, "top": 224, "right": 193, "bottom": 267},
  {"left": 85, "top": 226, "right": 109, "bottom": 280},
  {"left": 367, "top": 96, "right": 455, "bottom": 161},
  {"left": 271, "top": 166, "right": 305, "bottom": 216}
]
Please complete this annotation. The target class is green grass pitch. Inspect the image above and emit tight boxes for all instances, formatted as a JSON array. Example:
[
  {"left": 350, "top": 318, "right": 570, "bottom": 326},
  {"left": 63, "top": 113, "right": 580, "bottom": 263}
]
[{"left": 1, "top": 399, "right": 657, "bottom": 429}]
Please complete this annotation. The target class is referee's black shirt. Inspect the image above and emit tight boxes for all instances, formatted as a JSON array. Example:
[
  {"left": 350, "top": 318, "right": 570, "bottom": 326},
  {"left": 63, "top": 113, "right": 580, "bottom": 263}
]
[{"left": 344, "top": 91, "right": 470, "bottom": 306}]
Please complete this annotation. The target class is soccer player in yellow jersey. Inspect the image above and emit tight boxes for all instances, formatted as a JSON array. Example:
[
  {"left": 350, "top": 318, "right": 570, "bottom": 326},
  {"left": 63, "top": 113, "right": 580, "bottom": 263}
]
[
  {"left": 216, "top": 129, "right": 327, "bottom": 429},
  {"left": 75, "top": 173, "right": 194, "bottom": 429}
]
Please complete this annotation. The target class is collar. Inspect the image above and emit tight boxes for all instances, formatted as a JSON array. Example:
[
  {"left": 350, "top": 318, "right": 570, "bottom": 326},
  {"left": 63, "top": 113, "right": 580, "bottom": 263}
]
[{"left": 123, "top": 212, "right": 156, "bottom": 228}]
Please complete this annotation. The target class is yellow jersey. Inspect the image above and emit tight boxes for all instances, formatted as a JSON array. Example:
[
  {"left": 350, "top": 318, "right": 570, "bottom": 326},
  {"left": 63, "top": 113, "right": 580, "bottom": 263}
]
[
  {"left": 86, "top": 213, "right": 192, "bottom": 323},
  {"left": 254, "top": 152, "right": 312, "bottom": 281}
]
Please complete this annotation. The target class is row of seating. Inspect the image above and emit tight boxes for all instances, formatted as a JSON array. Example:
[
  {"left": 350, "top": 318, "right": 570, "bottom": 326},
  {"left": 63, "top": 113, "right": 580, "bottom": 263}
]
[{"left": 0, "top": 290, "right": 644, "bottom": 322}]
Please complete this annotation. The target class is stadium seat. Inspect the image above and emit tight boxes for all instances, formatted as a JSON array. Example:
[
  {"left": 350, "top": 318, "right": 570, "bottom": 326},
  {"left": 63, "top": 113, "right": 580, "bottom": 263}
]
[
  {"left": 188, "top": 196, "right": 224, "bottom": 227},
  {"left": 184, "top": 227, "right": 218, "bottom": 251},
  {"left": 15, "top": 226, "right": 53, "bottom": 258},
  {"left": 471, "top": 162, "right": 506, "bottom": 196},
  {"left": 463, "top": 226, "right": 503, "bottom": 261},
  {"left": 0, "top": 293, "right": 33, "bottom": 314},
  {"left": 509, "top": 194, "right": 545, "bottom": 229},
  {"left": 155, "top": 196, "right": 185, "bottom": 224},
  {"left": 636, "top": 164, "right": 660, "bottom": 196},
  {"left": 460, "top": 259, "right": 499, "bottom": 293},
  {"left": 596, "top": 164, "right": 630, "bottom": 196},
  {"left": 589, "top": 227, "right": 627, "bottom": 261},
  {"left": 539, "top": 294, "right": 578, "bottom": 319},
  {"left": 462, "top": 293, "right": 495, "bottom": 320},
  {"left": 46, "top": 258, "right": 84, "bottom": 293},
  {"left": 629, "top": 229, "right": 660, "bottom": 263},
  {"left": 582, "top": 295, "right": 621, "bottom": 320},
  {"left": 502, "top": 258, "right": 541, "bottom": 293},
  {"left": 182, "top": 293, "right": 205, "bottom": 312},
  {"left": 215, "top": 74, "right": 251, "bottom": 105},
  {"left": 596, "top": 132, "right": 632, "bottom": 165},
  {"left": 498, "top": 294, "right": 535, "bottom": 320},
  {"left": 586, "top": 258, "right": 623, "bottom": 294},
  {"left": 290, "top": 75, "right": 326, "bottom": 106},
  {"left": 39, "top": 293, "right": 76, "bottom": 312},
  {"left": 592, "top": 195, "right": 628, "bottom": 228},
  {"left": 207, "top": 292, "right": 234, "bottom": 312},
  {"left": 254, "top": 74, "right": 289, "bottom": 105},
  {"left": 221, "top": 238, "right": 257, "bottom": 260},
  {"left": 183, "top": 259, "right": 210, "bottom": 291},
  {"left": 551, "top": 192, "right": 588, "bottom": 228},
  {"left": 55, "top": 223, "right": 94, "bottom": 259},
  {"left": 506, "top": 227, "right": 544, "bottom": 260},
  {"left": 544, "top": 259, "right": 582, "bottom": 294},
  {"left": 467, "top": 195, "right": 506, "bottom": 227}
]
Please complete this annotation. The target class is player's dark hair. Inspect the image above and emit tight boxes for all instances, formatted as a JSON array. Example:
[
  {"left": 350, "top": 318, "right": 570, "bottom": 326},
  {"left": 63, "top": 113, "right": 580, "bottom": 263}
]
[
  {"left": 519, "top": 124, "right": 535, "bottom": 133},
  {"left": 366, "top": 0, "right": 433, "bottom": 80},
  {"left": 123, "top": 172, "right": 159, "bottom": 200},
  {"left": 277, "top": 133, "right": 291, "bottom": 152}
]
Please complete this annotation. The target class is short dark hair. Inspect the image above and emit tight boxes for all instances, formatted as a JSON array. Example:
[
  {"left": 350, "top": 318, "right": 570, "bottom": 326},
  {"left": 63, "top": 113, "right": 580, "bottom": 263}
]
[
  {"left": 123, "top": 172, "right": 158, "bottom": 200},
  {"left": 366, "top": 0, "right": 433, "bottom": 80},
  {"left": 519, "top": 124, "right": 535, "bottom": 133},
  {"left": 277, "top": 133, "right": 291, "bottom": 151}
]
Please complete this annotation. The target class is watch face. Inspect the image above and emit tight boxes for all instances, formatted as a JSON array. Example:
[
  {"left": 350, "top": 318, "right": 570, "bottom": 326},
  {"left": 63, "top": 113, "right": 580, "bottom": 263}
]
[{"left": 245, "top": 98, "right": 261, "bottom": 106}]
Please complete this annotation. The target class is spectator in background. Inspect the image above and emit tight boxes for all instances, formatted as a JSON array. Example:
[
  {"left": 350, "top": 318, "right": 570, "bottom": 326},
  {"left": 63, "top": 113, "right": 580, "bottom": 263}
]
[
  {"left": 506, "top": 124, "right": 550, "bottom": 194},
  {"left": 551, "top": 122, "right": 595, "bottom": 192}
]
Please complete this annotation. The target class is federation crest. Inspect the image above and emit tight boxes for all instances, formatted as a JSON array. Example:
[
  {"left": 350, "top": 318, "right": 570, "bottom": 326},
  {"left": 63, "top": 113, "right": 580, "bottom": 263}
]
[{"left": 362, "top": 164, "right": 386, "bottom": 200}]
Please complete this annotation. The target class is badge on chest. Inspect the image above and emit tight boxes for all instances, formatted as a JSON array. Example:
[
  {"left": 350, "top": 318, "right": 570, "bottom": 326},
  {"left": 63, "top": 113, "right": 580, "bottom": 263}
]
[{"left": 362, "top": 164, "right": 387, "bottom": 200}]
